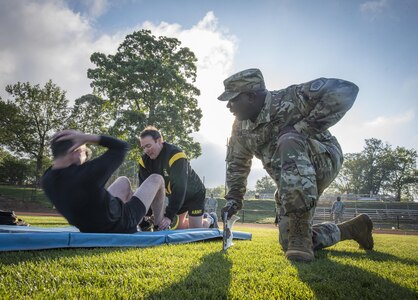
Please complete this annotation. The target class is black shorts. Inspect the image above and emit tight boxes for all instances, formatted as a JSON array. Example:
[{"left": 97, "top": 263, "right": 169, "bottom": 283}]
[
  {"left": 109, "top": 196, "right": 146, "bottom": 233},
  {"left": 177, "top": 189, "right": 205, "bottom": 217}
]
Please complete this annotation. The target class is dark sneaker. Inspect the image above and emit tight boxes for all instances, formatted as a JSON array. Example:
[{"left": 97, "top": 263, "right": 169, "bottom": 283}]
[{"left": 139, "top": 217, "right": 154, "bottom": 231}]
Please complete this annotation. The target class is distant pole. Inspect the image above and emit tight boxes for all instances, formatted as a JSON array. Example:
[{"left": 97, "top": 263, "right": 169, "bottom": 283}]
[
  {"left": 202, "top": 176, "right": 205, "bottom": 185},
  {"left": 225, "top": 138, "right": 228, "bottom": 196}
]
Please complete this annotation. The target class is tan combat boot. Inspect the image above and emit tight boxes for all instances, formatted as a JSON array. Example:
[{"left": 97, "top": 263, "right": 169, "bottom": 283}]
[
  {"left": 285, "top": 212, "right": 314, "bottom": 262},
  {"left": 337, "top": 214, "right": 374, "bottom": 250}
]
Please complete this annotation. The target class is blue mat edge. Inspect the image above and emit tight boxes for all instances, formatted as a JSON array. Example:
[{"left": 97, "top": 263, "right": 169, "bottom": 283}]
[{"left": 0, "top": 226, "right": 252, "bottom": 251}]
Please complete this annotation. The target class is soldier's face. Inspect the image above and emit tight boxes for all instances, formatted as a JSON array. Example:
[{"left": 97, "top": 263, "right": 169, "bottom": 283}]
[
  {"left": 227, "top": 93, "right": 256, "bottom": 121},
  {"left": 140, "top": 136, "right": 163, "bottom": 160}
]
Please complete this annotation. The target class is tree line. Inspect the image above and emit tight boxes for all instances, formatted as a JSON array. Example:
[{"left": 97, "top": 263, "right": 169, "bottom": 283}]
[
  {"left": 329, "top": 138, "right": 417, "bottom": 202},
  {"left": 0, "top": 30, "right": 202, "bottom": 187},
  {"left": 207, "top": 139, "right": 417, "bottom": 202}
]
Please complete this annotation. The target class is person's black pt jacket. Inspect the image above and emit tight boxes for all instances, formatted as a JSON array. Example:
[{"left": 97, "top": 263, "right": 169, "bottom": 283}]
[{"left": 138, "top": 142, "right": 205, "bottom": 220}]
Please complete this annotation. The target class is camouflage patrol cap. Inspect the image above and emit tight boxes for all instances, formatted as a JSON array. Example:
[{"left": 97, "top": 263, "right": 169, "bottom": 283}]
[{"left": 217, "top": 68, "right": 266, "bottom": 101}]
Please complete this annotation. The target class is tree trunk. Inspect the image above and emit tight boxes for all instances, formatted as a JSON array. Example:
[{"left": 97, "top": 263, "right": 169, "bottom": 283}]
[
  {"left": 34, "top": 148, "right": 44, "bottom": 187},
  {"left": 395, "top": 187, "right": 402, "bottom": 202}
]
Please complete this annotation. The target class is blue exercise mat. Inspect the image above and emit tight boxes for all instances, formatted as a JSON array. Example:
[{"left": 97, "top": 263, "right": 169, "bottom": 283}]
[{"left": 0, "top": 226, "right": 252, "bottom": 251}]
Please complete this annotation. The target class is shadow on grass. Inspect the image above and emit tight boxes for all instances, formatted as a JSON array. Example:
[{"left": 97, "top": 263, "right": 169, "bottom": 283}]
[
  {"left": 148, "top": 251, "right": 232, "bottom": 300},
  {"left": 322, "top": 248, "right": 418, "bottom": 266},
  {"left": 291, "top": 249, "right": 417, "bottom": 299}
]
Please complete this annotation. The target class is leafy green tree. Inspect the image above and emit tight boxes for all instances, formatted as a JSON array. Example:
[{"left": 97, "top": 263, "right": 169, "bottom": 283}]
[
  {"left": 333, "top": 138, "right": 392, "bottom": 195},
  {"left": 0, "top": 98, "right": 25, "bottom": 146},
  {"left": 410, "top": 169, "right": 418, "bottom": 199},
  {"left": 1, "top": 80, "right": 70, "bottom": 183},
  {"left": 206, "top": 185, "right": 226, "bottom": 198},
  {"left": 331, "top": 139, "right": 417, "bottom": 201},
  {"left": 360, "top": 138, "right": 392, "bottom": 195},
  {"left": 68, "top": 94, "right": 110, "bottom": 134},
  {"left": 88, "top": 29, "right": 202, "bottom": 158},
  {"left": 330, "top": 153, "right": 365, "bottom": 194},
  {"left": 384, "top": 147, "right": 417, "bottom": 201},
  {"left": 244, "top": 189, "right": 256, "bottom": 199},
  {"left": 107, "top": 110, "right": 146, "bottom": 161},
  {"left": 255, "top": 176, "right": 276, "bottom": 194},
  {"left": 0, "top": 149, "right": 5, "bottom": 163},
  {"left": 0, "top": 153, "right": 31, "bottom": 185},
  {"left": 66, "top": 94, "right": 112, "bottom": 164}
]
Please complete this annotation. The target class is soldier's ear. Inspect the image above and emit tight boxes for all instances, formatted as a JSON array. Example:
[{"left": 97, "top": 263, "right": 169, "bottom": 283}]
[
  {"left": 249, "top": 92, "right": 264, "bottom": 107},
  {"left": 247, "top": 92, "right": 256, "bottom": 102}
]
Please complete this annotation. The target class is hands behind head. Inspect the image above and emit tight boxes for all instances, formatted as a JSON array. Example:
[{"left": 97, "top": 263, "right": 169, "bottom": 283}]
[
  {"left": 52, "top": 130, "right": 99, "bottom": 153},
  {"left": 51, "top": 129, "right": 79, "bottom": 142}
]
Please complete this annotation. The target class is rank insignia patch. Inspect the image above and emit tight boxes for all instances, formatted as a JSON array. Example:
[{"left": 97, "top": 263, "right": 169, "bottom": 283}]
[{"left": 310, "top": 79, "right": 325, "bottom": 92}]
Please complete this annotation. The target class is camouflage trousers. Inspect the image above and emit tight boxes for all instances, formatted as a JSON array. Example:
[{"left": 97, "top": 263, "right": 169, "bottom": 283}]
[
  {"left": 333, "top": 212, "right": 344, "bottom": 224},
  {"left": 273, "top": 131, "right": 343, "bottom": 250}
]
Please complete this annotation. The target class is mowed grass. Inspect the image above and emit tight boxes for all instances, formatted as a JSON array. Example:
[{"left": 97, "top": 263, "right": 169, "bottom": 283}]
[
  {"left": 0, "top": 217, "right": 417, "bottom": 299},
  {"left": 0, "top": 185, "right": 51, "bottom": 207},
  {"left": 18, "top": 215, "right": 70, "bottom": 227}
]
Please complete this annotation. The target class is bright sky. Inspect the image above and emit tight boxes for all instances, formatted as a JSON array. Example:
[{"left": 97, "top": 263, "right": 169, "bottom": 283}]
[{"left": 1, "top": 0, "right": 417, "bottom": 189}]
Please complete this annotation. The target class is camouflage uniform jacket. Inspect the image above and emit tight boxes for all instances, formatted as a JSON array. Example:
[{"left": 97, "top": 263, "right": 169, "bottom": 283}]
[
  {"left": 225, "top": 78, "right": 358, "bottom": 204},
  {"left": 205, "top": 197, "right": 218, "bottom": 213},
  {"left": 331, "top": 201, "right": 345, "bottom": 214}
]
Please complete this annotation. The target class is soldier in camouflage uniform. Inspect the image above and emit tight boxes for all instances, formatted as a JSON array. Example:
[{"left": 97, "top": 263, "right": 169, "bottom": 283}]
[
  {"left": 218, "top": 68, "right": 374, "bottom": 262},
  {"left": 331, "top": 196, "right": 345, "bottom": 224}
]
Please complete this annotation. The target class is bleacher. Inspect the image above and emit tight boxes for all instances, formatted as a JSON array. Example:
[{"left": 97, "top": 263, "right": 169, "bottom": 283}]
[{"left": 313, "top": 206, "right": 418, "bottom": 229}]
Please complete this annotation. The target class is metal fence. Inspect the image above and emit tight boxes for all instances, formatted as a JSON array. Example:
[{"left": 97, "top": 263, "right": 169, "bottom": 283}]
[
  {"left": 229, "top": 205, "right": 418, "bottom": 230},
  {"left": 313, "top": 206, "right": 418, "bottom": 230}
]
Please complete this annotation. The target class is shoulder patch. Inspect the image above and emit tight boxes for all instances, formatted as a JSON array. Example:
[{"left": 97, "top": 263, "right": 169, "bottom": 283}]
[
  {"left": 310, "top": 79, "right": 325, "bottom": 92},
  {"left": 169, "top": 152, "right": 187, "bottom": 167},
  {"left": 138, "top": 157, "right": 145, "bottom": 168}
]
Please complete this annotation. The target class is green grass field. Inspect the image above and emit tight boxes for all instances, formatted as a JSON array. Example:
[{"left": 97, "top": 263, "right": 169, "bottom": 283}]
[
  {"left": 17, "top": 215, "right": 70, "bottom": 227},
  {"left": 0, "top": 185, "right": 52, "bottom": 209},
  {"left": 0, "top": 216, "right": 417, "bottom": 299}
]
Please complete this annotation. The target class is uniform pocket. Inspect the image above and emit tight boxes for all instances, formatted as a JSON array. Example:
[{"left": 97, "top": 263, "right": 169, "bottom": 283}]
[
  {"left": 279, "top": 159, "right": 317, "bottom": 215},
  {"left": 294, "top": 159, "right": 316, "bottom": 176}
]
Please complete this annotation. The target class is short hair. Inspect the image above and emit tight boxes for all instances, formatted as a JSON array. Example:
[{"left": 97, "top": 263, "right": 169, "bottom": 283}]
[
  {"left": 51, "top": 137, "right": 74, "bottom": 159},
  {"left": 337, "top": 196, "right": 341, "bottom": 201},
  {"left": 139, "top": 126, "right": 162, "bottom": 141}
]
